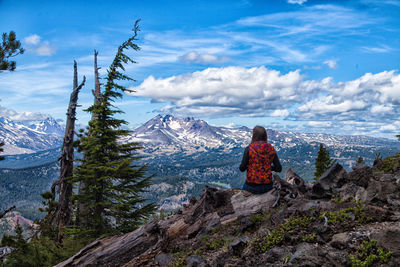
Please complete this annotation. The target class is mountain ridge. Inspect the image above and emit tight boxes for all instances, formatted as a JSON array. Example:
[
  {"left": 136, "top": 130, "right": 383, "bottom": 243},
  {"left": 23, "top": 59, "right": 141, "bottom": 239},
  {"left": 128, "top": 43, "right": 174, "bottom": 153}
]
[
  {"left": 1, "top": 113, "right": 398, "bottom": 157},
  {"left": 0, "top": 116, "right": 64, "bottom": 155}
]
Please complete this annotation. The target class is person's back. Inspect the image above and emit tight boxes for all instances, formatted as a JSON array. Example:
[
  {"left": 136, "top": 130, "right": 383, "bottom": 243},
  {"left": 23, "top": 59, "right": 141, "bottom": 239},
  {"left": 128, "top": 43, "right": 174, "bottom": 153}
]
[{"left": 239, "top": 126, "right": 282, "bottom": 194}]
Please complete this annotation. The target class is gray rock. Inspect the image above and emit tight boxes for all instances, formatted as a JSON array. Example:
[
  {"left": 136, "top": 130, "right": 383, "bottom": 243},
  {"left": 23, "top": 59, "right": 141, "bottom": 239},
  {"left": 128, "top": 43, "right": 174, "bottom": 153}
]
[
  {"left": 285, "top": 168, "right": 309, "bottom": 194},
  {"left": 337, "top": 183, "right": 367, "bottom": 203},
  {"left": 229, "top": 236, "right": 250, "bottom": 256},
  {"left": 348, "top": 164, "right": 372, "bottom": 188},
  {"left": 238, "top": 216, "right": 255, "bottom": 233},
  {"left": 186, "top": 255, "right": 206, "bottom": 267},
  {"left": 371, "top": 227, "right": 400, "bottom": 257},
  {"left": 312, "top": 163, "right": 347, "bottom": 199},
  {"left": 262, "top": 246, "right": 293, "bottom": 264},
  {"left": 155, "top": 253, "right": 172, "bottom": 267}
]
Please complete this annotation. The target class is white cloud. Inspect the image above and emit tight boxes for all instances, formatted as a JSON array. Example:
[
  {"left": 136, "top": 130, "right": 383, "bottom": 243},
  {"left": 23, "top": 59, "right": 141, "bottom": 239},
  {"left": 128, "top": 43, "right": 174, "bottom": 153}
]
[
  {"left": 288, "top": 0, "right": 308, "bottom": 4},
  {"left": 23, "top": 34, "right": 55, "bottom": 56},
  {"left": 132, "top": 66, "right": 400, "bottom": 139},
  {"left": 371, "top": 104, "right": 393, "bottom": 113},
  {"left": 308, "top": 121, "right": 332, "bottom": 127},
  {"left": 0, "top": 105, "right": 50, "bottom": 121},
  {"left": 179, "top": 51, "right": 229, "bottom": 64},
  {"left": 131, "top": 66, "right": 312, "bottom": 117},
  {"left": 297, "top": 96, "right": 367, "bottom": 114},
  {"left": 379, "top": 124, "right": 397, "bottom": 131},
  {"left": 323, "top": 59, "right": 338, "bottom": 69},
  {"left": 36, "top": 41, "right": 55, "bottom": 56},
  {"left": 296, "top": 70, "right": 400, "bottom": 124},
  {"left": 23, "top": 34, "right": 41, "bottom": 45},
  {"left": 362, "top": 45, "right": 391, "bottom": 53},
  {"left": 270, "top": 109, "right": 290, "bottom": 117}
]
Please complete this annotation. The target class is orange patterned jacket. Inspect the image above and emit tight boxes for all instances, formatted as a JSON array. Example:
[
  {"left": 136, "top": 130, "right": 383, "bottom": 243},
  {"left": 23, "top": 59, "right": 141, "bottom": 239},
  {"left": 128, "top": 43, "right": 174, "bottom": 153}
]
[{"left": 239, "top": 141, "right": 281, "bottom": 184}]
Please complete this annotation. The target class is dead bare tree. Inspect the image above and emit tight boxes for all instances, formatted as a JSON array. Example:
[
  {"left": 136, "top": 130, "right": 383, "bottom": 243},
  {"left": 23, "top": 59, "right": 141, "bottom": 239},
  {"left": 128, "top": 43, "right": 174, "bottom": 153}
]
[{"left": 51, "top": 61, "right": 85, "bottom": 242}]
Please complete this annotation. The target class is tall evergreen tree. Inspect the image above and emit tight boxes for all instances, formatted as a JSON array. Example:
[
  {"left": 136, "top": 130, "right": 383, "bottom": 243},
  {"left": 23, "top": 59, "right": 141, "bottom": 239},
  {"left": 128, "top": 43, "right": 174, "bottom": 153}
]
[
  {"left": 314, "top": 143, "right": 335, "bottom": 181},
  {"left": 71, "top": 20, "right": 155, "bottom": 237},
  {"left": 0, "top": 31, "right": 24, "bottom": 72}
]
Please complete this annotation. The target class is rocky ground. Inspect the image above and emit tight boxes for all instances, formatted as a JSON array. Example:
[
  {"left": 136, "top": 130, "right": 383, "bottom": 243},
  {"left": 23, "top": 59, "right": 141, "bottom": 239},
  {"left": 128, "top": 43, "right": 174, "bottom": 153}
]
[{"left": 56, "top": 154, "right": 400, "bottom": 267}]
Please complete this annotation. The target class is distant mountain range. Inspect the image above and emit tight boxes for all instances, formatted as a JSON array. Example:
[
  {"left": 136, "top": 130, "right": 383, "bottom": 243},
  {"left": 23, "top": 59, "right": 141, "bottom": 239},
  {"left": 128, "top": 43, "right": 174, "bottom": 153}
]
[
  {"left": 1, "top": 113, "right": 398, "bottom": 158},
  {"left": 1, "top": 114, "right": 400, "bottom": 217},
  {"left": 124, "top": 114, "right": 399, "bottom": 161},
  {"left": 0, "top": 116, "right": 64, "bottom": 155}
]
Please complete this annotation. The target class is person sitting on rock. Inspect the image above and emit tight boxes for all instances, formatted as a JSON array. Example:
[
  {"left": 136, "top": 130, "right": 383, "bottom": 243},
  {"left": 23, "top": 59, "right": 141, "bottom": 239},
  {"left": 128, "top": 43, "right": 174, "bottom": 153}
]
[{"left": 239, "top": 125, "right": 282, "bottom": 194}]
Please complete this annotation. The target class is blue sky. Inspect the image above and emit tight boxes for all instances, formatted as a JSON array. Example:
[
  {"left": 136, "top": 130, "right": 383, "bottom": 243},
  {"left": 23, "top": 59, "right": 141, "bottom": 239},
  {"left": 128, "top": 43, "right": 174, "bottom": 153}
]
[{"left": 0, "top": 0, "right": 399, "bottom": 138}]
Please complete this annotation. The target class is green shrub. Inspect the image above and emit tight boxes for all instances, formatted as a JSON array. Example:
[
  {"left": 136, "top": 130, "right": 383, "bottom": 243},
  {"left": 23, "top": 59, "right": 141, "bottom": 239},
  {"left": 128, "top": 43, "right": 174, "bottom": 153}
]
[{"left": 348, "top": 240, "right": 392, "bottom": 267}]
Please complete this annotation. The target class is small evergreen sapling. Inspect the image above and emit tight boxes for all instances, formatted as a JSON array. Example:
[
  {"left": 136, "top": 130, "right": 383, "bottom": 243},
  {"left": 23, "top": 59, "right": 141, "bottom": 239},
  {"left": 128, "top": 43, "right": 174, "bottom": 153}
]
[{"left": 314, "top": 143, "right": 335, "bottom": 181}]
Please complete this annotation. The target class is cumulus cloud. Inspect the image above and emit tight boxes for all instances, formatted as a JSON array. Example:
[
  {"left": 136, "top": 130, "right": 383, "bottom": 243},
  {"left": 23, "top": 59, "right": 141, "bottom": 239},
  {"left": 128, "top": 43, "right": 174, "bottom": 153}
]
[
  {"left": 132, "top": 66, "right": 400, "bottom": 138},
  {"left": 296, "top": 70, "right": 400, "bottom": 124},
  {"left": 24, "top": 34, "right": 41, "bottom": 45},
  {"left": 131, "top": 66, "right": 317, "bottom": 117},
  {"left": 0, "top": 105, "right": 50, "bottom": 121},
  {"left": 23, "top": 34, "right": 55, "bottom": 56},
  {"left": 179, "top": 51, "right": 229, "bottom": 64},
  {"left": 36, "top": 41, "right": 55, "bottom": 56},
  {"left": 323, "top": 59, "right": 338, "bottom": 69},
  {"left": 270, "top": 109, "right": 290, "bottom": 117},
  {"left": 287, "top": 0, "right": 308, "bottom": 4}
]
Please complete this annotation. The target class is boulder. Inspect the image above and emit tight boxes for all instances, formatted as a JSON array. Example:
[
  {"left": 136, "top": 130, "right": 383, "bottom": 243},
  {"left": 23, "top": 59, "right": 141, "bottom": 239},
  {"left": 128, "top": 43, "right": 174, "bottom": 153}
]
[
  {"left": 312, "top": 163, "right": 347, "bottom": 199},
  {"left": 289, "top": 243, "right": 348, "bottom": 267},
  {"left": 186, "top": 255, "right": 206, "bottom": 267},
  {"left": 154, "top": 253, "right": 172, "bottom": 267},
  {"left": 285, "top": 168, "right": 310, "bottom": 194},
  {"left": 347, "top": 164, "right": 372, "bottom": 188},
  {"left": 337, "top": 183, "right": 367, "bottom": 203}
]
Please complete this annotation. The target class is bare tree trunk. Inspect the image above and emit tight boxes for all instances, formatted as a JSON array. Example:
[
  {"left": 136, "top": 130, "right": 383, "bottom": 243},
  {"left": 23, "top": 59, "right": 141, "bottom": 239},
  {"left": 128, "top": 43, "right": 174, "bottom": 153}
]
[
  {"left": 77, "top": 50, "right": 101, "bottom": 226},
  {"left": 51, "top": 61, "right": 85, "bottom": 242}
]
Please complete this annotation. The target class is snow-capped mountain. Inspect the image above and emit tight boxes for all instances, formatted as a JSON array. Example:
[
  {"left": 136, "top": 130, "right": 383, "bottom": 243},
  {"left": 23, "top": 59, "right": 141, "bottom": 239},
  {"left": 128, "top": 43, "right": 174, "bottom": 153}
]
[
  {"left": 25, "top": 116, "right": 65, "bottom": 136},
  {"left": 127, "top": 114, "right": 398, "bottom": 155},
  {"left": 0, "top": 117, "right": 64, "bottom": 155},
  {"left": 125, "top": 114, "right": 251, "bottom": 153}
]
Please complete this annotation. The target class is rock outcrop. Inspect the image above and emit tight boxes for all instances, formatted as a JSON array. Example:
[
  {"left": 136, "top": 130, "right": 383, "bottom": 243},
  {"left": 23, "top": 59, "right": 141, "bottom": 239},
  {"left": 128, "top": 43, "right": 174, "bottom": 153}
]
[{"left": 56, "top": 159, "right": 400, "bottom": 267}]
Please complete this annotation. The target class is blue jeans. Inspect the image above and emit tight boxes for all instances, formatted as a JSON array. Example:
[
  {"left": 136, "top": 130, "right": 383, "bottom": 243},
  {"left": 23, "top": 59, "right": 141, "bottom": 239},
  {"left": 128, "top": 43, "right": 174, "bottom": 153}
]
[{"left": 242, "top": 182, "right": 273, "bottom": 194}]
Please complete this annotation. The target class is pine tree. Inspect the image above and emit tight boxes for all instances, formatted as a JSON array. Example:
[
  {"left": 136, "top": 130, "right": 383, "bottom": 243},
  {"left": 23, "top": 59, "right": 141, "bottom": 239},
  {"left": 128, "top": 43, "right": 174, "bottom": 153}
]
[
  {"left": 0, "top": 31, "right": 24, "bottom": 72},
  {"left": 1, "top": 31, "right": 24, "bottom": 159},
  {"left": 71, "top": 20, "right": 155, "bottom": 237},
  {"left": 357, "top": 156, "right": 364, "bottom": 164},
  {"left": 314, "top": 143, "right": 335, "bottom": 181}
]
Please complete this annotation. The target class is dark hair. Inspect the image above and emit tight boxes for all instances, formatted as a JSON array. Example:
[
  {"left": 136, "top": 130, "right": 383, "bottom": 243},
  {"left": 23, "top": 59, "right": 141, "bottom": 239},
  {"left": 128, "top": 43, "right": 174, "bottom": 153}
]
[{"left": 251, "top": 126, "right": 268, "bottom": 143}]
